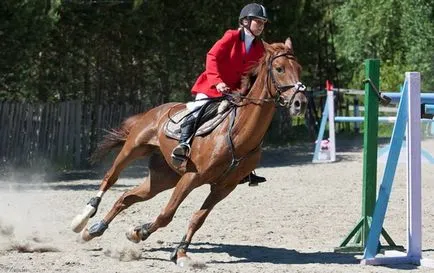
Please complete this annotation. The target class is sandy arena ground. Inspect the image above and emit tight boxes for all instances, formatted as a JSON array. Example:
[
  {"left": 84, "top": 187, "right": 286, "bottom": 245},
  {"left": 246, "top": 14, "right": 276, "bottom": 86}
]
[{"left": 1, "top": 138, "right": 434, "bottom": 273}]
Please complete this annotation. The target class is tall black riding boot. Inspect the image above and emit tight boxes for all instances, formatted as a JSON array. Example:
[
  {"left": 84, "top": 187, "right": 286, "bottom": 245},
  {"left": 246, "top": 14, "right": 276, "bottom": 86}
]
[
  {"left": 171, "top": 115, "right": 197, "bottom": 167},
  {"left": 239, "top": 171, "right": 267, "bottom": 186}
]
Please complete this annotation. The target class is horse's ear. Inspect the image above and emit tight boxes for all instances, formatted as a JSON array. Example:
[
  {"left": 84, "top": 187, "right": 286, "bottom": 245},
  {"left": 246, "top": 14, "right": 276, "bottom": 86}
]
[
  {"left": 284, "top": 37, "right": 293, "bottom": 51},
  {"left": 263, "top": 40, "right": 273, "bottom": 54}
]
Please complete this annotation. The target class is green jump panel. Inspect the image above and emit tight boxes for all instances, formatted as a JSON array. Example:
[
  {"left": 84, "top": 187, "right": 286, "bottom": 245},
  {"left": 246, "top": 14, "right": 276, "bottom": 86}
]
[{"left": 335, "top": 59, "right": 402, "bottom": 253}]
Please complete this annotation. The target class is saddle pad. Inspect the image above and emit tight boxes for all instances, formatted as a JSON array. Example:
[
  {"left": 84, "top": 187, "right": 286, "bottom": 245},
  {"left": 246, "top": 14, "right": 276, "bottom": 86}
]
[{"left": 164, "top": 105, "right": 232, "bottom": 141}]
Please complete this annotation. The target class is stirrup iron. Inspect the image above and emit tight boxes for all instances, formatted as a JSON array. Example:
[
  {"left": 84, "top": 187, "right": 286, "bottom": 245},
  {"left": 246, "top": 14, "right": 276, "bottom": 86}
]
[
  {"left": 171, "top": 143, "right": 191, "bottom": 167},
  {"left": 172, "top": 143, "right": 191, "bottom": 158}
]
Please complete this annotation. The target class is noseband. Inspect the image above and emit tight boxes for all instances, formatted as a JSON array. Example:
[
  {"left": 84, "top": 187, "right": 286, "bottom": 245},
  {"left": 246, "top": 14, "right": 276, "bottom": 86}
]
[{"left": 267, "top": 52, "right": 306, "bottom": 107}]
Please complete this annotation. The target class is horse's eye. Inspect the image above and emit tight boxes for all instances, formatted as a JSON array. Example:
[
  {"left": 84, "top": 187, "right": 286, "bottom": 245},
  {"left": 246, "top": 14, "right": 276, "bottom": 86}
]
[{"left": 275, "top": 67, "right": 284, "bottom": 73}]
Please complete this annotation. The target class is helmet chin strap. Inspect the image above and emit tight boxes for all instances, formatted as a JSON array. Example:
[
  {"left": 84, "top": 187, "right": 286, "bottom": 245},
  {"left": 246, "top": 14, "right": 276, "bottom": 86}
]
[{"left": 243, "top": 19, "right": 260, "bottom": 38}]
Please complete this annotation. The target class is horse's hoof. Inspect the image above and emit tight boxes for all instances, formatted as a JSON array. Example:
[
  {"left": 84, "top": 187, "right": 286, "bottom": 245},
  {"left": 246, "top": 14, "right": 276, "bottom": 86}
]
[
  {"left": 176, "top": 256, "right": 193, "bottom": 268},
  {"left": 170, "top": 248, "right": 189, "bottom": 265},
  {"left": 71, "top": 204, "right": 96, "bottom": 233},
  {"left": 174, "top": 256, "right": 206, "bottom": 269},
  {"left": 80, "top": 228, "right": 94, "bottom": 242},
  {"left": 71, "top": 214, "right": 89, "bottom": 233},
  {"left": 125, "top": 227, "right": 141, "bottom": 244},
  {"left": 80, "top": 220, "right": 108, "bottom": 242}
]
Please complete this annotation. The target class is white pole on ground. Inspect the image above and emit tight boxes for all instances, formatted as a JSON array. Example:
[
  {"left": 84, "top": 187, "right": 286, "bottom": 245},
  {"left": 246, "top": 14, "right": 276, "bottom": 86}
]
[
  {"left": 327, "top": 89, "right": 336, "bottom": 161},
  {"left": 312, "top": 98, "right": 330, "bottom": 163},
  {"left": 406, "top": 72, "right": 423, "bottom": 263}
]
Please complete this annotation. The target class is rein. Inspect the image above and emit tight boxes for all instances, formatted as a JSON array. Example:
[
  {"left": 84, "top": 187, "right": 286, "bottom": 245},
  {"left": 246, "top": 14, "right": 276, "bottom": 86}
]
[
  {"left": 211, "top": 52, "right": 307, "bottom": 182},
  {"left": 209, "top": 106, "right": 262, "bottom": 185}
]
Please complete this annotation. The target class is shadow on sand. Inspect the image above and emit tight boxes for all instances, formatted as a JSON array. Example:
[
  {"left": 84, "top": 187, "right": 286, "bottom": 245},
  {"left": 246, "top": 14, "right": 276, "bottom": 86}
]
[{"left": 146, "top": 242, "right": 419, "bottom": 270}]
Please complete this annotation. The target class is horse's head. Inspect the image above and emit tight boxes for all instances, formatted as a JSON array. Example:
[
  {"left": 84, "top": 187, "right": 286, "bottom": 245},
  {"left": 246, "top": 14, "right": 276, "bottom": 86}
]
[{"left": 263, "top": 38, "right": 307, "bottom": 116}]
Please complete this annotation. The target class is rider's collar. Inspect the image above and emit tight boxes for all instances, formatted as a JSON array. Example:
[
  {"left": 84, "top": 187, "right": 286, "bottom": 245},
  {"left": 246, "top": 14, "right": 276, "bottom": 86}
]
[{"left": 240, "top": 28, "right": 256, "bottom": 43}]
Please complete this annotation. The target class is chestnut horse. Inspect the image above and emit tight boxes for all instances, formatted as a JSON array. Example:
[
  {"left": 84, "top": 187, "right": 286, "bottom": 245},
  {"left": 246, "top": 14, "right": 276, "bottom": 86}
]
[{"left": 71, "top": 37, "right": 307, "bottom": 265}]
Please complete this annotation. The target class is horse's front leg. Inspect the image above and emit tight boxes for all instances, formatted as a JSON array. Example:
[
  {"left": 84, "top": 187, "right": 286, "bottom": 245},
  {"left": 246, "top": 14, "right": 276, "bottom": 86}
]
[
  {"left": 71, "top": 144, "right": 148, "bottom": 233},
  {"left": 171, "top": 183, "right": 237, "bottom": 266}
]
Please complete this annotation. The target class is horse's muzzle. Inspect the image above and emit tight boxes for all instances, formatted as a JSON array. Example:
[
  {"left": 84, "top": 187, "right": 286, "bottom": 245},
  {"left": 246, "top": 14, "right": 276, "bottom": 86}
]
[
  {"left": 292, "top": 93, "right": 307, "bottom": 115},
  {"left": 281, "top": 92, "right": 307, "bottom": 116}
]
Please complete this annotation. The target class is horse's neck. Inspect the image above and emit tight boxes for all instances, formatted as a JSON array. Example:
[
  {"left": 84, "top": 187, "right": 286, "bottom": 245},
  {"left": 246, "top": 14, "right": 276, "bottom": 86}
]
[{"left": 232, "top": 87, "right": 276, "bottom": 153}]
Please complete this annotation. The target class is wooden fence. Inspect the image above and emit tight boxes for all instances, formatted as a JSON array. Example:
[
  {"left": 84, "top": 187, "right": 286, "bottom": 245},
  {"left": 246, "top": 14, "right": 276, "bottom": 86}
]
[
  {"left": 0, "top": 101, "right": 150, "bottom": 169},
  {"left": 0, "top": 100, "right": 311, "bottom": 170}
]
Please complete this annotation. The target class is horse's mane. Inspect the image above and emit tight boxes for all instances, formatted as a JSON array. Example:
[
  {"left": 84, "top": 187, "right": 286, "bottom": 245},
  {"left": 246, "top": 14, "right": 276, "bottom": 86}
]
[{"left": 239, "top": 42, "right": 294, "bottom": 94}]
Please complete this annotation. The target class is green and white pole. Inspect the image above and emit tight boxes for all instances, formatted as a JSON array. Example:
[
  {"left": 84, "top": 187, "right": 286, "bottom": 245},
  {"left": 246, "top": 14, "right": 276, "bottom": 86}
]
[{"left": 335, "top": 59, "right": 401, "bottom": 253}]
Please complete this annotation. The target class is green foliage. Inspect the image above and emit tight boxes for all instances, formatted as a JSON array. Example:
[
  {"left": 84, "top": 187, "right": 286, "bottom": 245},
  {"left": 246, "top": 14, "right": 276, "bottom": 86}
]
[
  {"left": 1, "top": 0, "right": 433, "bottom": 146},
  {"left": 0, "top": 0, "right": 338, "bottom": 104},
  {"left": 334, "top": 0, "right": 434, "bottom": 91},
  {"left": 0, "top": 1, "right": 59, "bottom": 101}
]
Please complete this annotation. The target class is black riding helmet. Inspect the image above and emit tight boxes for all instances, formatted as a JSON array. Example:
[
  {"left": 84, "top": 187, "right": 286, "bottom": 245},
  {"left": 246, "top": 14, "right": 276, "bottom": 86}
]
[{"left": 239, "top": 3, "right": 268, "bottom": 22}]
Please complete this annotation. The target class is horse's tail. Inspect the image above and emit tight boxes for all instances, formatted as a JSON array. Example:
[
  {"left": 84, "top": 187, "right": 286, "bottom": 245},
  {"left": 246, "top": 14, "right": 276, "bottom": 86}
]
[
  {"left": 89, "top": 128, "right": 128, "bottom": 164},
  {"left": 89, "top": 113, "right": 142, "bottom": 164}
]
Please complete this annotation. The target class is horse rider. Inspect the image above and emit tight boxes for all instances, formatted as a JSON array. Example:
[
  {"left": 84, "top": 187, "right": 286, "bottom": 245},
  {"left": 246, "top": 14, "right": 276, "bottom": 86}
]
[{"left": 171, "top": 3, "right": 268, "bottom": 185}]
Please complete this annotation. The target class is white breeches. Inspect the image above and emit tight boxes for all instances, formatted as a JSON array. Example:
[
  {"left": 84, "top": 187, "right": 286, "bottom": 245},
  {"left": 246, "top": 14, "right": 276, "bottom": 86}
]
[{"left": 186, "top": 93, "right": 210, "bottom": 118}]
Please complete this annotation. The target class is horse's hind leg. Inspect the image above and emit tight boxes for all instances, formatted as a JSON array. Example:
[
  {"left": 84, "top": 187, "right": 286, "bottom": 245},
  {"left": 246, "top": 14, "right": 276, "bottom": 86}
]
[
  {"left": 125, "top": 173, "right": 200, "bottom": 244},
  {"left": 170, "top": 183, "right": 237, "bottom": 265},
  {"left": 80, "top": 152, "right": 180, "bottom": 241},
  {"left": 71, "top": 142, "right": 151, "bottom": 233}
]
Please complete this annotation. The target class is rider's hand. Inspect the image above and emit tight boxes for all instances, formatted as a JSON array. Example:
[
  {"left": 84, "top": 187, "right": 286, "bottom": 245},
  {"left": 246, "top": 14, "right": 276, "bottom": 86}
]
[{"left": 216, "top": 82, "right": 230, "bottom": 93}]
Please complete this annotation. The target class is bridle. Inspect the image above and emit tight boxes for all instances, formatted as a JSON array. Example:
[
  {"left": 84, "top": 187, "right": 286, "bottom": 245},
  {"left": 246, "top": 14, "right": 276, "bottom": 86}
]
[
  {"left": 267, "top": 52, "right": 306, "bottom": 107},
  {"left": 215, "top": 52, "right": 307, "bottom": 184}
]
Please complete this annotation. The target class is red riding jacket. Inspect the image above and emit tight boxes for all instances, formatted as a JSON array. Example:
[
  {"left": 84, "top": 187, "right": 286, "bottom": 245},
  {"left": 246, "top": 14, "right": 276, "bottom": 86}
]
[{"left": 191, "top": 29, "right": 265, "bottom": 98}]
